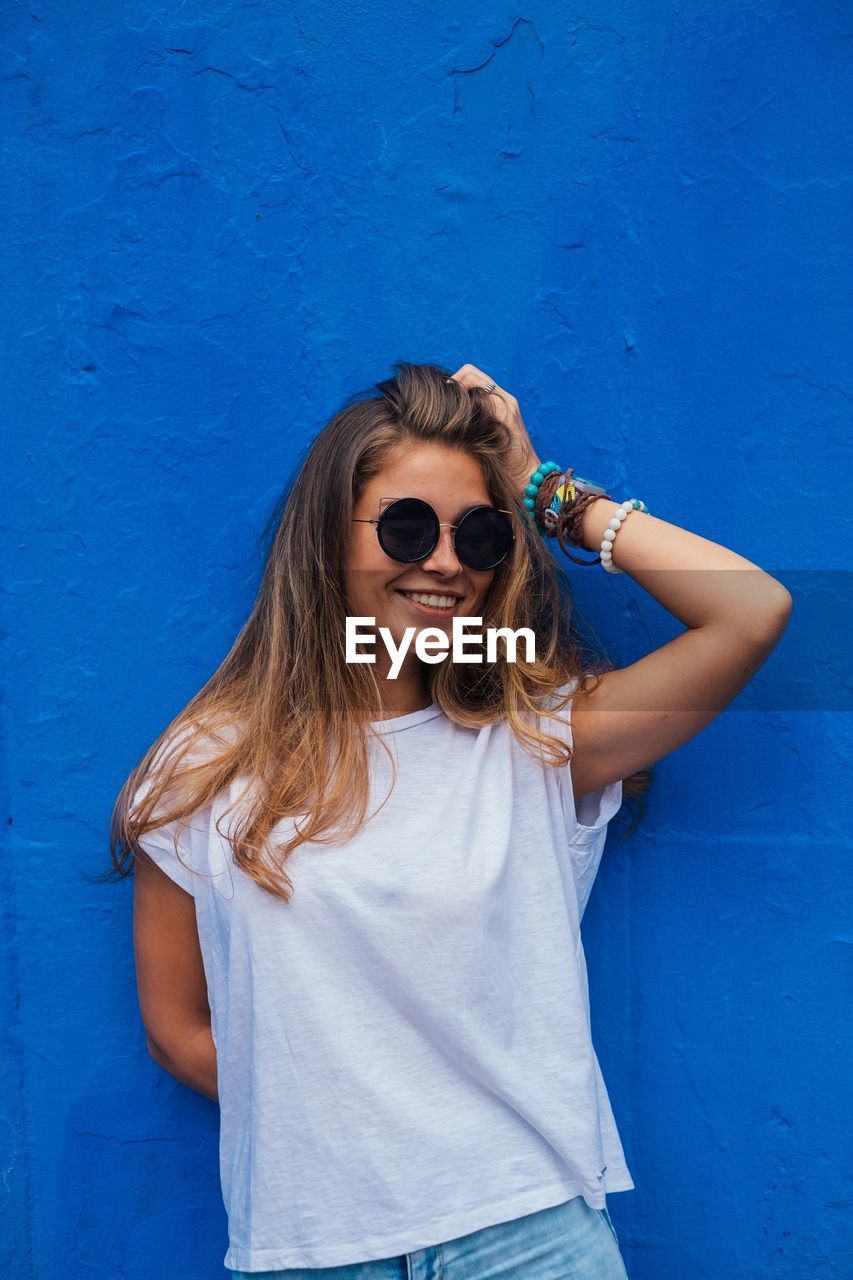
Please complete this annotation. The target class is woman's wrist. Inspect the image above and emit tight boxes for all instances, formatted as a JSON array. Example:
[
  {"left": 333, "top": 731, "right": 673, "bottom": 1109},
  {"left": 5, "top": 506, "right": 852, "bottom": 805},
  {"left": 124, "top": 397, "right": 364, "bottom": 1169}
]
[{"left": 578, "top": 497, "right": 625, "bottom": 553}]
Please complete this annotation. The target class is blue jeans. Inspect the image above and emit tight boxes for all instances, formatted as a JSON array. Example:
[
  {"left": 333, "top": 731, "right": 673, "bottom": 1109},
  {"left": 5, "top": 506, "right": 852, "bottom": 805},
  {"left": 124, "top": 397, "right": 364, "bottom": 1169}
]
[{"left": 230, "top": 1193, "right": 629, "bottom": 1278}]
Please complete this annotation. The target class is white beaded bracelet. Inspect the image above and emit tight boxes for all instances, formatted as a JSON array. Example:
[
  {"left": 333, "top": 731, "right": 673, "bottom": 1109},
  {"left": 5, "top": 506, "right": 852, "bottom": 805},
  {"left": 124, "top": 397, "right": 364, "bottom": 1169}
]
[{"left": 599, "top": 499, "right": 648, "bottom": 574}]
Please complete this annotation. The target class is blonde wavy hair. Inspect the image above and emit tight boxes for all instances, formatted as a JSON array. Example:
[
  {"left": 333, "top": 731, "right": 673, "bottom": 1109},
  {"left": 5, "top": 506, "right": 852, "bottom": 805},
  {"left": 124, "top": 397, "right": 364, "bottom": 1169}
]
[{"left": 106, "top": 361, "right": 650, "bottom": 902}]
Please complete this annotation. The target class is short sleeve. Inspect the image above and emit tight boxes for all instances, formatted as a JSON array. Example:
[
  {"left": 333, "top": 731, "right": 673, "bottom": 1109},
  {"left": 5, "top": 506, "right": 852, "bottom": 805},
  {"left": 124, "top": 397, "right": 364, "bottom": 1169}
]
[
  {"left": 539, "top": 677, "right": 624, "bottom": 918},
  {"left": 544, "top": 675, "right": 624, "bottom": 845},
  {"left": 571, "top": 775, "right": 624, "bottom": 843},
  {"left": 130, "top": 772, "right": 200, "bottom": 897},
  {"left": 128, "top": 722, "right": 230, "bottom": 897}
]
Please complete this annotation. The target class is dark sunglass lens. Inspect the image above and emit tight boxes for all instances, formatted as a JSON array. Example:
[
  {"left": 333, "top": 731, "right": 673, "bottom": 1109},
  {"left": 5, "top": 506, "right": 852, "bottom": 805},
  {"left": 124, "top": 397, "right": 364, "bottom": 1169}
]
[
  {"left": 456, "top": 508, "right": 513, "bottom": 570},
  {"left": 377, "top": 498, "right": 438, "bottom": 562}
]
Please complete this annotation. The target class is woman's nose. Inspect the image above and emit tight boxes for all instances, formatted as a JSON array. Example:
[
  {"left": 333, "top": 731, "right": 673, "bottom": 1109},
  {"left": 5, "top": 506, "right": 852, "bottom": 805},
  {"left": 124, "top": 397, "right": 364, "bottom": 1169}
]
[{"left": 420, "top": 524, "right": 462, "bottom": 574}]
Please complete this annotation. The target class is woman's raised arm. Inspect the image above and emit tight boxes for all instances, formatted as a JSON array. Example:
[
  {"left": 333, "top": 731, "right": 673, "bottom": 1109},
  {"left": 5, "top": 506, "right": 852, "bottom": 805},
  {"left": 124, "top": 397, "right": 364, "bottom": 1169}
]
[{"left": 568, "top": 497, "right": 792, "bottom": 801}]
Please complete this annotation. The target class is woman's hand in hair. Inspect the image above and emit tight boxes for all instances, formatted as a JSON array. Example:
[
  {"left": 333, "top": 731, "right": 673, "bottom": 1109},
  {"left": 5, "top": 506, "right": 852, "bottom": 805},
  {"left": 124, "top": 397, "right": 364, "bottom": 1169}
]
[{"left": 446, "top": 364, "right": 541, "bottom": 491}]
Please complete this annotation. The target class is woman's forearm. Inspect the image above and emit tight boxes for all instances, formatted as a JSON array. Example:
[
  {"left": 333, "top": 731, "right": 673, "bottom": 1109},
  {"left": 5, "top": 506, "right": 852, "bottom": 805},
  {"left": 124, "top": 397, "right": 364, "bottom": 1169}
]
[
  {"left": 151, "top": 1023, "right": 219, "bottom": 1102},
  {"left": 573, "top": 496, "right": 791, "bottom": 636}
]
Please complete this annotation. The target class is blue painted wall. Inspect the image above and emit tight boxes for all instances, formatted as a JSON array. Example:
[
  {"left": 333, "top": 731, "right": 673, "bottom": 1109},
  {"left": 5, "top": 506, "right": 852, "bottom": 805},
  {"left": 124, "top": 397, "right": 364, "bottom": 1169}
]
[{"left": 2, "top": 3, "right": 850, "bottom": 1277}]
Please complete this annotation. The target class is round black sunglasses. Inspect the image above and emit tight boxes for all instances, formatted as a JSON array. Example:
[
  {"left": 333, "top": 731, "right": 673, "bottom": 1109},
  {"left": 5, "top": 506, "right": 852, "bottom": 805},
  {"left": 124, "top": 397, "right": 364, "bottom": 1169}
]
[{"left": 352, "top": 497, "right": 515, "bottom": 571}]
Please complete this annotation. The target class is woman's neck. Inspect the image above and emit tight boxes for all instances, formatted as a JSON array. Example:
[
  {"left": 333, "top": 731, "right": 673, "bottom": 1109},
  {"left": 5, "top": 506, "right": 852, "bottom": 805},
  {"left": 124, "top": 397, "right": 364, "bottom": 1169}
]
[{"left": 374, "top": 670, "right": 431, "bottom": 719}]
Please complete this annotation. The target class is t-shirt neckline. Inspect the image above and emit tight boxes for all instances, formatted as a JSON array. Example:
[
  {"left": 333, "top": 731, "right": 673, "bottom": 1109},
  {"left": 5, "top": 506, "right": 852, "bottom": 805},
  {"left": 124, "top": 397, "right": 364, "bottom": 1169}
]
[{"left": 370, "top": 702, "right": 443, "bottom": 734}]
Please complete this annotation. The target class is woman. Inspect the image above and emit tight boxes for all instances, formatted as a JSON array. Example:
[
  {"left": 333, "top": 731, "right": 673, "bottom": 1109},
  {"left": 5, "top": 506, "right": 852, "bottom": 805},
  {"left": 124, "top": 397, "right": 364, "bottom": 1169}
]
[{"left": 113, "top": 361, "right": 792, "bottom": 1278}]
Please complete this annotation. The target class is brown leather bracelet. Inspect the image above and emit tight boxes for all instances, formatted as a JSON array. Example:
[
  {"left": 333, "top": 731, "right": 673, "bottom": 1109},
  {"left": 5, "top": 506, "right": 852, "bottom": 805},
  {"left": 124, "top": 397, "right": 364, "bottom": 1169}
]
[{"left": 535, "top": 468, "right": 610, "bottom": 565}]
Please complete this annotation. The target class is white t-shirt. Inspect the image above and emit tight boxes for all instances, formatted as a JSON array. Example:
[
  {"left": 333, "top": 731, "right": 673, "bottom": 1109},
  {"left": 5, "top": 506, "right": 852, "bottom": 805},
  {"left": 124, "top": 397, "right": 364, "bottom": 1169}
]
[{"left": 133, "top": 680, "right": 634, "bottom": 1272}]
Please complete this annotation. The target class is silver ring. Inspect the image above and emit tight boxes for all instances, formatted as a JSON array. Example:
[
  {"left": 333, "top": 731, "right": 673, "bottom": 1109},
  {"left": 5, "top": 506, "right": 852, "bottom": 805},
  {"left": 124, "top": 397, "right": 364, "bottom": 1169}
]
[{"left": 482, "top": 380, "right": 496, "bottom": 392}]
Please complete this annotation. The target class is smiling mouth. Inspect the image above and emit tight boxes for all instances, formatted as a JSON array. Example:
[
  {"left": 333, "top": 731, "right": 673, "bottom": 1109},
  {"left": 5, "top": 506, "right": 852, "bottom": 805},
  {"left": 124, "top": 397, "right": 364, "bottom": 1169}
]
[{"left": 395, "top": 589, "right": 464, "bottom": 615}]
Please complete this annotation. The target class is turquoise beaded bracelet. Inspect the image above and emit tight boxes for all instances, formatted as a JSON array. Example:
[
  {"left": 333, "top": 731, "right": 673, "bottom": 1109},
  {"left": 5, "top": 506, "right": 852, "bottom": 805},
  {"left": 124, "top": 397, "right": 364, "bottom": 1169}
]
[{"left": 523, "top": 461, "right": 562, "bottom": 533}]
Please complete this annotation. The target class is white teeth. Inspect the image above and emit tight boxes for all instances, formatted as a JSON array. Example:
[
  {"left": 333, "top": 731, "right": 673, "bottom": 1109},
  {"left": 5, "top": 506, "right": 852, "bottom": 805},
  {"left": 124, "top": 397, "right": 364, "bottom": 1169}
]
[{"left": 401, "top": 591, "right": 458, "bottom": 609}]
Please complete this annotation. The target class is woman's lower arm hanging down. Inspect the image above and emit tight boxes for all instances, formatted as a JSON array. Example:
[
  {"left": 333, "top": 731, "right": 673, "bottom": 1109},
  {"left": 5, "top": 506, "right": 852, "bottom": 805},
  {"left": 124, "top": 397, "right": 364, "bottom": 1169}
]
[{"left": 149, "top": 1022, "right": 219, "bottom": 1103}]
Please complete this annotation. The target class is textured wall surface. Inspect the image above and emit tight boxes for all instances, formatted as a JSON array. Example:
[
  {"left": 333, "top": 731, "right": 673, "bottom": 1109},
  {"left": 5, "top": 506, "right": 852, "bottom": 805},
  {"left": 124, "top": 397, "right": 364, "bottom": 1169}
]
[{"left": 2, "top": 2, "right": 851, "bottom": 1277}]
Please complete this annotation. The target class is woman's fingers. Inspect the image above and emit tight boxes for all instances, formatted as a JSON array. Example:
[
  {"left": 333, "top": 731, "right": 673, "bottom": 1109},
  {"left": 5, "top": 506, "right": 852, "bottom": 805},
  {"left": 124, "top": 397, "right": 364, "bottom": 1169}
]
[
  {"left": 447, "top": 364, "right": 502, "bottom": 394},
  {"left": 445, "top": 365, "right": 541, "bottom": 487},
  {"left": 447, "top": 366, "right": 512, "bottom": 422}
]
